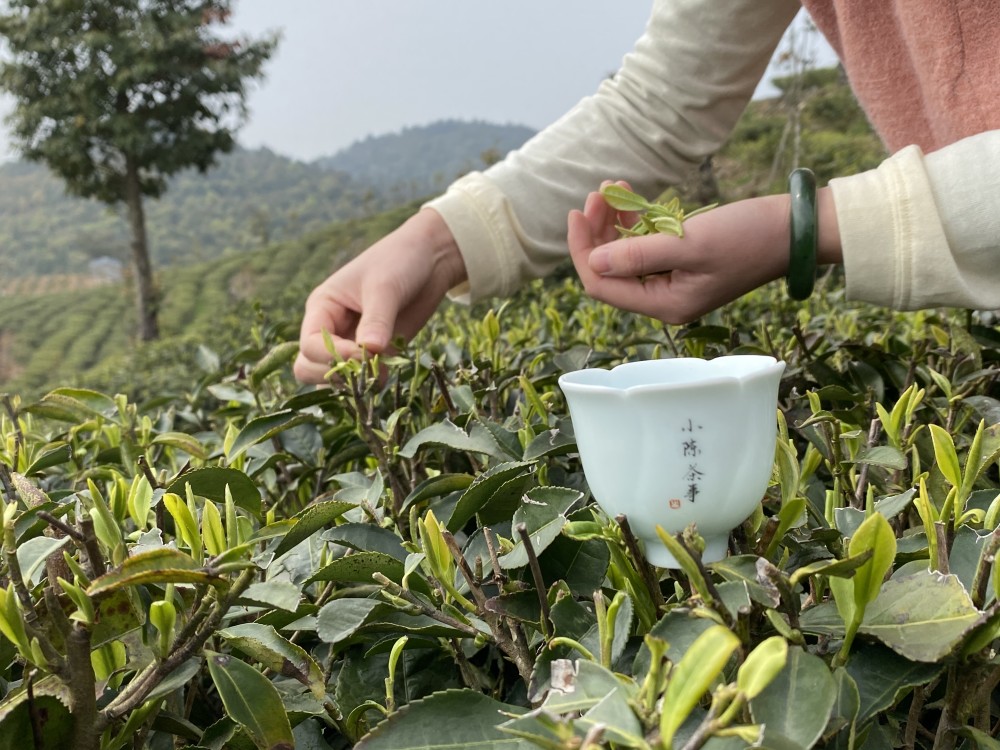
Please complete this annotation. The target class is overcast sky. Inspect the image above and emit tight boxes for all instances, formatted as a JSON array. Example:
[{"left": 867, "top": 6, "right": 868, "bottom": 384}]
[{"left": 0, "top": 2, "right": 836, "bottom": 164}]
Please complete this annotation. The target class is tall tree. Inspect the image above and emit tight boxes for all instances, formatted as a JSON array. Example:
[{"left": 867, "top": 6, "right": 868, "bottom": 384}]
[{"left": 0, "top": 0, "right": 278, "bottom": 340}]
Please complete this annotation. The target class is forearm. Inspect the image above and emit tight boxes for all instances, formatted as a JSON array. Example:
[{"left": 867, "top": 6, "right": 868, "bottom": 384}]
[{"left": 428, "top": 0, "right": 800, "bottom": 303}]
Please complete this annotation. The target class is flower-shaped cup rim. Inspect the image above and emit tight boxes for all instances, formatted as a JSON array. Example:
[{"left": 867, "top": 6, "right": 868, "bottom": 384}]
[{"left": 558, "top": 354, "right": 785, "bottom": 396}]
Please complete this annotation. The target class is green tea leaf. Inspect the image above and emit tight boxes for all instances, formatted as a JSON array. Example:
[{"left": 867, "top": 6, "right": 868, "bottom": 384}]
[
  {"left": 249, "top": 341, "right": 299, "bottom": 389},
  {"left": 356, "top": 689, "right": 528, "bottom": 749},
  {"left": 151, "top": 432, "right": 209, "bottom": 460},
  {"left": 87, "top": 548, "right": 217, "bottom": 596},
  {"left": 23, "top": 444, "right": 72, "bottom": 475},
  {"left": 850, "top": 445, "right": 908, "bottom": 471},
  {"left": 16, "top": 536, "right": 71, "bottom": 587},
  {"left": 239, "top": 580, "right": 302, "bottom": 612},
  {"left": 0, "top": 676, "right": 74, "bottom": 749},
  {"left": 271, "top": 500, "right": 356, "bottom": 559},
  {"left": 660, "top": 625, "right": 740, "bottom": 748},
  {"left": 220, "top": 623, "right": 326, "bottom": 700},
  {"left": 599, "top": 184, "right": 652, "bottom": 212},
  {"left": 849, "top": 512, "right": 897, "bottom": 610},
  {"left": 164, "top": 467, "right": 261, "bottom": 516},
  {"left": 859, "top": 570, "right": 982, "bottom": 661},
  {"left": 307, "top": 551, "right": 406, "bottom": 587},
  {"left": 498, "top": 487, "right": 582, "bottom": 569},
  {"left": 750, "top": 647, "right": 837, "bottom": 750},
  {"left": 228, "top": 410, "right": 310, "bottom": 460},
  {"left": 737, "top": 636, "right": 788, "bottom": 700},
  {"left": 25, "top": 388, "right": 117, "bottom": 423},
  {"left": 398, "top": 419, "right": 505, "bottom": 460},
  {"left": 446, "top": 461, "right": 533, "bottom": 532},
  {"left": 844, "top": 642, "right": 942, "bottom": 725},
  {"left": 322, "top": 523, "right": 408, "bottom": 561},
  {"left": 206, "top": 650, "right": 294, "bottom": 750},
  {"left": 401, "top": 473, "right": 474, "bottom": 513},
  {"left": 316, "top": 598, "right": 382, "bottom": 646},
  {"left": 928, "top": 424, "right": 962, "bottom": 488}
]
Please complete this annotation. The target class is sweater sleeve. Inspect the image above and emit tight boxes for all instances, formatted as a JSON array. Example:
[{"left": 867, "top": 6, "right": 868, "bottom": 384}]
[
  {"left": 832, "top": 130, "right": 1000, "bottom": 310},
  {"left": 425, "top": 0, "right": 801, "bottom": 303}
]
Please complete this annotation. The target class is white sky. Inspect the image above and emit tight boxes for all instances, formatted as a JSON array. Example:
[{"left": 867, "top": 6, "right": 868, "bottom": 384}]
[{"left": 0, "top": 2, "right": 837, "bottom": 164}]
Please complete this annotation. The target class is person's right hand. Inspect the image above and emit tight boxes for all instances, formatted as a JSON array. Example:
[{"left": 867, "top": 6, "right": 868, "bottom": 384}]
[{"left": 293, "top": 208, "right": 466, "bottom": 384}]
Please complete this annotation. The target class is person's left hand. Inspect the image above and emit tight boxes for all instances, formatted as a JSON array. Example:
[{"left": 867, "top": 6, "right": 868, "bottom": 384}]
[{"left": 568, "top": 182, "right": 835, "bottom": 324}]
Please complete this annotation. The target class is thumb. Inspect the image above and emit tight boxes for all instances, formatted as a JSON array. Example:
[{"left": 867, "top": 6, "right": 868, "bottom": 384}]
[{"left": 354, "top": 290, "right": 400, "bottom": 354}]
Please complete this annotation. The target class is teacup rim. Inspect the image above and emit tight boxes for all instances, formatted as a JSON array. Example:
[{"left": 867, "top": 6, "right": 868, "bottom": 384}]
[{"left": 558, "top": 354, "right": 785, "bottom": 394}]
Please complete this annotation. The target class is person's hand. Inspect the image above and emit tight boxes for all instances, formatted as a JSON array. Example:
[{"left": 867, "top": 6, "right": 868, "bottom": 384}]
[
  {"left": 294, "top": 208, "right": 466, "bottom": 384},
  {"left": 568, "top": 183, "right": 841, "bottom": 324}
]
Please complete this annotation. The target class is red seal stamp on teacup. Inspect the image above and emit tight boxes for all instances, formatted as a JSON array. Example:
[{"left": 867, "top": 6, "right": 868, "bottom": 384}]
[{"left": 669, "top": 498, "right": 682, "bottom": 510}]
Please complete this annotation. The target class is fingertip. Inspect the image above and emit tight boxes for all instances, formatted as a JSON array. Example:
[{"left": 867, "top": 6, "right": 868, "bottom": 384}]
[
  {"left": 567, "top": 209, "right": 593, "bottom": 253},
  {"left": 589, "top": 249, "right": 611, "bottom": 275},
  {"left": 355, "top": 323, "right": 392, "bottom": 355}
]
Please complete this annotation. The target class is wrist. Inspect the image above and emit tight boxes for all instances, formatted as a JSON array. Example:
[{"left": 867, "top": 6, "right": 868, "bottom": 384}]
[
  {"left": 816, "top": 186, "right": 842, "bottom": 266},
  {"left": 408, "top": 208, "right": 468, "bottom": 289}
]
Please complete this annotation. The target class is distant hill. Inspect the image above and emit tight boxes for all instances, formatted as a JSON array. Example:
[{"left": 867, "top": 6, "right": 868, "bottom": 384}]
[
  {"left": 316, "top": 119, "right": 536, "bottom": 202},
  {"left": 0, "top": 148, "right": 370, "bottom": 278},
  {"left": 0, "top": 119, "right": 535, "bottom": 281}
]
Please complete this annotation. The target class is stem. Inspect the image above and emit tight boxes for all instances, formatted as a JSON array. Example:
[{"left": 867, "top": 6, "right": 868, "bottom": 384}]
[
  {"left": 67, "top": 623, "right": 100, "bottom": 750},
  {"left": 853, "top": 417, "right": 882, "bottom": 508},
  {"left": 443, "top": 531, "right": 488, "bottom": 610},
  {"left": 616, "top": 514, "right": 665, "bottom": 610},
  {"left": 79, "top": 517, "right": 108, "bottom": 579},
  {"left": 372, "top": 573, "right": 479, "bottom": 638},
  {"left": 99, "top": 569, "right": 256, "bottom": 725},
  {"left": 971, "top": 528, "right": 1000, "bottom": 609},
  {"left": 516, "top": 523, "right": 551, "bottom": 638},
  {"left": 902, "top": 685, "right": 925, "bottom": 750},
  {"left": 26, "top": 672, "right": 45, "bottom": 750},
  {"left": 933, "top": 522, "right": 951, "bottom": 575}
]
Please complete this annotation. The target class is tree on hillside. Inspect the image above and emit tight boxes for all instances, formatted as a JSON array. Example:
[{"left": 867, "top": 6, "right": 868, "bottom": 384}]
[{"left": 0, "top": 0, "right": 278, "bottom": 340}]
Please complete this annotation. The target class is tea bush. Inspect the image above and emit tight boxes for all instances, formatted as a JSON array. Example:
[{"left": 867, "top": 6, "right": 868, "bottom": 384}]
[{"left": 1, "top": 273, "right": 999, "bottom": 750}]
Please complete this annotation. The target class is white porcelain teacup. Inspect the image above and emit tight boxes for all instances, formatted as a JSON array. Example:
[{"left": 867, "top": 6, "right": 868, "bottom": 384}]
[{"left": 558, "top": 355, "right": 785, "bottom": 568}]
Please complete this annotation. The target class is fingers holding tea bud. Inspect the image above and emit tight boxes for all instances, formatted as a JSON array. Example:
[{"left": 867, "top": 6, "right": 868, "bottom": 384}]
[
  {"left": 294, "top": 208, "right": 466, "bottom": 385},
  {"left": 582, "top": 180, "right": 641, "bottom": 245},
  {"left": 569, "top": 194, "right": 800, "bottom": 324}
]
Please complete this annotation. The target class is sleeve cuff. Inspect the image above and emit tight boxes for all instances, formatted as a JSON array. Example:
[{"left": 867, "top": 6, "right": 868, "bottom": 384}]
[{"left": 424, "top": 172, "right": 537, "bottom": 304}]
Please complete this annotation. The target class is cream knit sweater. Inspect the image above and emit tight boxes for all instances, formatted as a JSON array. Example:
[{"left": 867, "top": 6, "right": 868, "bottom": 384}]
[{"left": 426, "top": 0, "right": 1000, "bottom": 311}]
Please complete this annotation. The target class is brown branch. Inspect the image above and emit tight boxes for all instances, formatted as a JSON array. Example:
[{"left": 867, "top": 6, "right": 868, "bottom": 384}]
[
  {"left": 78, "top": 516, "right": 107, "bottom": 579},
  {"left": 972, "top": 529, "right": 1000, "bottom": 609},
  {"left": 66, "top": 623, "right": 100, "bottom": 750},
  {"left": 516, "top": 523, "right": 552, "bottom": 638},
  {"left": 99, "top": 568, "right": 257, "bottom": 726},
  {"left": 616, "top": 514, "right": 665, "bottom": 610},
  {"left": 443, "top": 531, "right": 488, "bottom": 610},
  {"left": 37, "top": 510, "right": 86, "bottom": 543},
  {"left": 483, "top": 527, "right": 508, "bottom": 587},
  {"left": 372, "top": 573, "right": 479, "bottom": 638},
  {"left": 25, "top": 671, "right": 45, "bottom": 750},
  {"left": 853, "top": 416, "right": 882, "bottom": 507}
]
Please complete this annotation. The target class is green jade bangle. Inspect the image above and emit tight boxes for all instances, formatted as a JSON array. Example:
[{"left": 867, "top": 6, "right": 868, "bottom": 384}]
[{"left": 786, "top": 167, "right": 818, "bottom": 300}]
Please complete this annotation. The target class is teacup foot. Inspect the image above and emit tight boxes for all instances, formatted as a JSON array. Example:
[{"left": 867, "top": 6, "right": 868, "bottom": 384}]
[{"left": 644, "top": 534, "right": 730, "bottom": 569}]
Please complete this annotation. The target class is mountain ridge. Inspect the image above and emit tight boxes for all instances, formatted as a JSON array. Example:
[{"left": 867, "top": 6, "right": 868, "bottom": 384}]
[{"left": 0, "top": 119, "right": 536, "bottom": 280}]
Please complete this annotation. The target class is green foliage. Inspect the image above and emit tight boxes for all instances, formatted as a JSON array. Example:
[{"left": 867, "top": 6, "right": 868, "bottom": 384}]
[
  {"left": 1, "top": 265, "right": 1000, "bottom": 748},
  {"left": 0, "top": 0, "right": 278, "bottom": 339},
  {"left": 0, "top": 204, "right": 417, "bottom": 397},
  {"left": 714, "top": 67, "right": 884, "bottom": 198},
  {"left": 0, "top": 0, "right": 277, "bottom": 205}
]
